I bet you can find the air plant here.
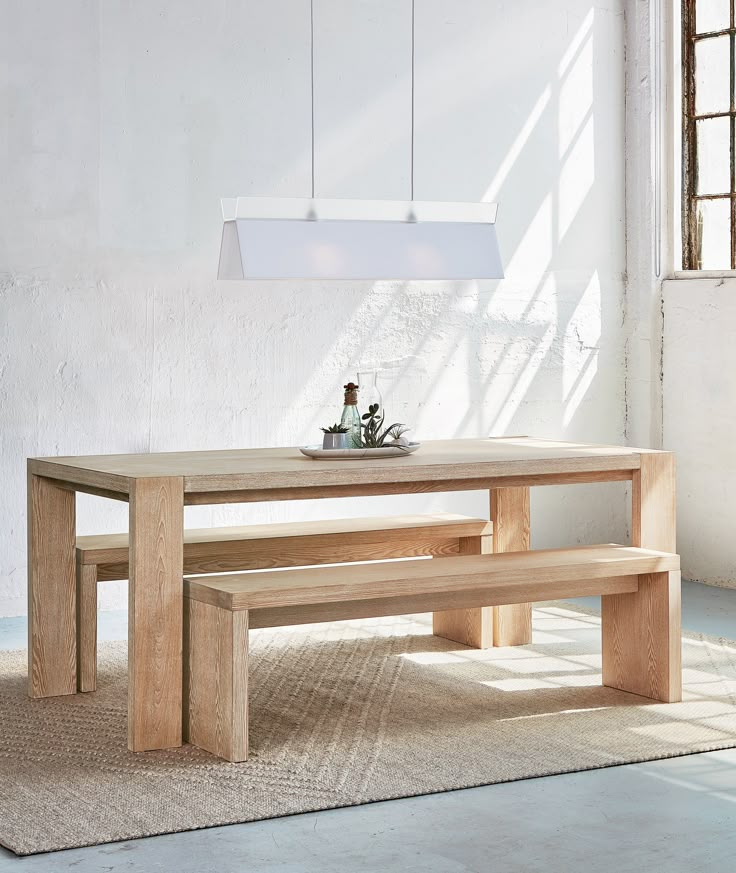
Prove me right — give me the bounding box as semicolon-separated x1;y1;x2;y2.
359;403;411;449
321;423;349;434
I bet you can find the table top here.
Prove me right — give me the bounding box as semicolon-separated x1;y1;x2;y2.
30;437;662;500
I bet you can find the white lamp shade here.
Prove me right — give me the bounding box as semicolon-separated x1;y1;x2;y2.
218;198;503;280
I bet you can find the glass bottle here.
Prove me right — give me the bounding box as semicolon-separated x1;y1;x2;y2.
340;382;362;449
357;369;383;418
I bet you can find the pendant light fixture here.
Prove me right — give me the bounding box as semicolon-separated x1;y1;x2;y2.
217;0;503;281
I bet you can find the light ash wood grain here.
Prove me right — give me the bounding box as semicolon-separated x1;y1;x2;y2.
27;439;676;756
602;451;681;702
76;559;98;693
27;472;77;698
182;543;680;761
93;538;461;580
432;534;494;647
184;545;679;612
246;575;641;629
128;477;184;752
28;459;131;499
181;470;636;504
491;487;532;646
32;438;643;496
633;451;677;553
601;570;682;703
184;599;248;763
76;514;492;568
76;514;489;692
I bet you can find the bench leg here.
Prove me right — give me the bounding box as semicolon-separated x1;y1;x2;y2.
491;487;532;646
601;570;682;702
76;558;98;692
432;534;493;647
184;599;249;762
602;451;681;702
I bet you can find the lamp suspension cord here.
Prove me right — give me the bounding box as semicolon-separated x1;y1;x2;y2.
310;0;315;199
410;0;415;202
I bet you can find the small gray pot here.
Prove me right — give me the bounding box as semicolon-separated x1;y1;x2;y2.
322;432;349;450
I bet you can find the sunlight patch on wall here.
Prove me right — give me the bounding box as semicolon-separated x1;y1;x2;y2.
505;193;554;283
563;271;601;426
482;85;552;205
559;117;595;242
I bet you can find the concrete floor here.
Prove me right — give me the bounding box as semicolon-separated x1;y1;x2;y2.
3;581;736;872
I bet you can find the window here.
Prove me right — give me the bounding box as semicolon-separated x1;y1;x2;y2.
682;0;735;269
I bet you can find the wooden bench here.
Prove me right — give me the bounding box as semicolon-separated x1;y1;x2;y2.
182;543;682;762
75;513;492;691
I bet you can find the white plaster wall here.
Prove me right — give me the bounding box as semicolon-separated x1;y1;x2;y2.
0;0;627;617
663;278;736;587
622;0;668;450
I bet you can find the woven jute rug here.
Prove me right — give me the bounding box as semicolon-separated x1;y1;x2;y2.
3;603;736;855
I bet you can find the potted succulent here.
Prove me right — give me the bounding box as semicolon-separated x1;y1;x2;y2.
321;423;350;450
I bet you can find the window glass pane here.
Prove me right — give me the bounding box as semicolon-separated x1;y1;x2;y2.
696;199;731;269
695;36;731;114
696;117;731;194
696;0;730;34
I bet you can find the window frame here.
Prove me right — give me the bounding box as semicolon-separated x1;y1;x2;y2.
681;0;736;270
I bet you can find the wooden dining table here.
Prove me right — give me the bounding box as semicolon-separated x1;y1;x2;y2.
27;437;675;753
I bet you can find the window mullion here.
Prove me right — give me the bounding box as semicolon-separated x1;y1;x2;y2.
682;0;698;268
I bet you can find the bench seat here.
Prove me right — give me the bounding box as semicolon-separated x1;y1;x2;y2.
183;544;682;762
76;513;492;579
185;544;675;621
76;513;492;691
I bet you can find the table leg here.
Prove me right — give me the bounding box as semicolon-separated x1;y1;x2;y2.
491;487;532;646
601;452;681;702
28;472;77;698
128;477;184;751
